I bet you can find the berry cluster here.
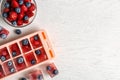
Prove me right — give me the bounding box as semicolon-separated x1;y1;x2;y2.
0;26;9;39
2;0;36;27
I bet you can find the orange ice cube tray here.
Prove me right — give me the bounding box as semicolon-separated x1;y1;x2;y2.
0;30;55;79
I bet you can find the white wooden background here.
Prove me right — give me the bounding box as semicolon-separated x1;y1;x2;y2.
1;0;120;80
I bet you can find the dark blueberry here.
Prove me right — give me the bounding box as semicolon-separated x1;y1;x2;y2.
9;68;15;73
34;35;39;40
12;21;17;26
0;56;6;61
31;59;36;65
15;7;21;13
20;77;27;80
35;50;41;55
17;57;24;64
7;61;13;67
22;39;29;46
15;29;22;35
24;16;29;20
0;34;7;39
4;2;10;8
12;51;17;57
53;69;59;75
2;12;8;18
37;75;43;80
18;0;24;5
0;26;3;31
25;2;31;7
46;66;51;70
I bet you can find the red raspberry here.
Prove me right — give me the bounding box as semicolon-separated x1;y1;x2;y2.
26;11;34;17
18;12;24;20
21;5;28;12
28;3;36;11
17;20;23;26
9;11;17;20
11;0;19;8
23;20;29;23
24;0;31;2
7;17;13;22
3;8;10;12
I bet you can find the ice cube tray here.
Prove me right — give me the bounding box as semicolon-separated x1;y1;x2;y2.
0;30;55;79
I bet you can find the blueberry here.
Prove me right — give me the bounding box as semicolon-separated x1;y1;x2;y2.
20;77;27;80
0;26;3;31
17;57;24;64
15;7;21;13
46;66;51;70
12;21;17;26
4;2;10;8
18;0;24;5
35;50;41;55
12;51;17;57
0;56;6;61
15;29;22;35
7;61;13;67
22;39;29;46
25;2;31;7
0;34;7;39
31;59;36;65
2;12;8;18
34;35;39;40
9;68;15;73
53;70;58;75
37;75;43;80
24;16;29;20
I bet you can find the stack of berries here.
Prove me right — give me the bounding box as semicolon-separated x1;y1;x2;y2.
2;0;36;27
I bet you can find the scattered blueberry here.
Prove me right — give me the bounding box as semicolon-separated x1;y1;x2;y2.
53;70;59;75
18;0;24;5
12;21;17;25
12;51;17;57
34;35;39;40
24;15;29;20
17;57;24;64
2;12;8;18
9;68;15;73
15;29;21;35
0;56;6;61
46;66;51;70
35;50;41;55
20;77;27;80
25;2;31;7
15;7;21;13
31;59;36;65
0;34;7;39
37;75;43;80
22;39;29;46
7;61;13;67
4;2;10;8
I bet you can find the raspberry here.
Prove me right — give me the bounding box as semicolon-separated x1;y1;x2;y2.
26;11;34;17
18;12;24;20
3;8;10;12
21;5;28;12
11;0;19;8
9;11;17;20
17;20;23;26
28;3;36;11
